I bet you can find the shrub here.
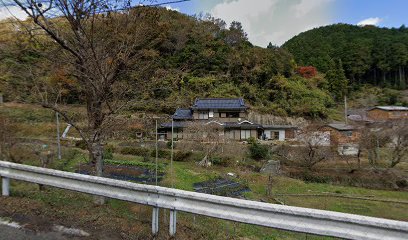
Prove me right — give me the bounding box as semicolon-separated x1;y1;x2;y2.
150;149;171;159
301;172;331;183
296;66;317;78
173;151;192;162
247;136;257;144
249;142;270;160
396;179;408;188
211;156;234;167
120;147;150;156
75;140;87;150
166;141;176;149
103;145;115;160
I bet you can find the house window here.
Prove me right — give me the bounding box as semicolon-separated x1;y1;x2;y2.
270;131;279;140
198;111;209;119
226;112;239;118
343;131;352;137
240;130;251;139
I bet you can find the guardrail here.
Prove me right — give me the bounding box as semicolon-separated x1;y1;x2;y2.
0;160;407;239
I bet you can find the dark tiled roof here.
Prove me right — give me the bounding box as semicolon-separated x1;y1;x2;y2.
327;123;355;131
173;108;193;120
192;98;247;110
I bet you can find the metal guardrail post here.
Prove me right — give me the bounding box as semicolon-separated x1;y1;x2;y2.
2;177;10;196
169;209;177;236
152;207;159;235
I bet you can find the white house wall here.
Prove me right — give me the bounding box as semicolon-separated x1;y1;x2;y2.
279;130;285;141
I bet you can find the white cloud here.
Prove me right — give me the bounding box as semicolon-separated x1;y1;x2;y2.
291;0;333;18
209;0;334;47
0;6;27;21
165;5;180;12
357;17;382;26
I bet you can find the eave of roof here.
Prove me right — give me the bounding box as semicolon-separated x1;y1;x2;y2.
326;123;355;131
160;121;297;130
262;125;297;129
369;106;408;111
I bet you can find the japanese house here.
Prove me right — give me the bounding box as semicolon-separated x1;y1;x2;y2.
159;98;297;141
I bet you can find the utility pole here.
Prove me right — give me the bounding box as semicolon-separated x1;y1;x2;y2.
56;112;61;160
171;118;174;188
344;95;348;125
155;119;158;186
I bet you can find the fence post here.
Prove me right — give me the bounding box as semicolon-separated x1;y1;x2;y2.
169;209;177;237
152;207;159;235
2;177;10;196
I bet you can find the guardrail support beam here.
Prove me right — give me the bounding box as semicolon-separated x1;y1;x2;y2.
2;177;10;196
152;207;159;235
169;209;177;237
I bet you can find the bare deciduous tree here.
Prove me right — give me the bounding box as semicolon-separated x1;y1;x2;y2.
357;123;390;167
278;125;333;171
2;0;182;203
383;120;408;168
184;121;225;167
5;1;164;173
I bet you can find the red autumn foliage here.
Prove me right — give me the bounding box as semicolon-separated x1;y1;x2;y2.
296;66;317;78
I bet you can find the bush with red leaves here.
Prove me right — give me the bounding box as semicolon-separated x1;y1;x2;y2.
296;66;317;78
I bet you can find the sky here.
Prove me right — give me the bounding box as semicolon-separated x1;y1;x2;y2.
1;0;407;47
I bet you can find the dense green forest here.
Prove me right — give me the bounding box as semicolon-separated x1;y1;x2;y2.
283;24;408;90
0;9;407;118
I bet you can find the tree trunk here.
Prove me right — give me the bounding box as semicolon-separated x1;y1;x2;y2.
86;97;106;204
382;71;386;86
399;66;406;89
91;141;106;204
91;142;104;177
373;68;377;85
357;149;361;169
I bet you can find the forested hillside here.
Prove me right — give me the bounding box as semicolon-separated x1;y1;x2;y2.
0;8;335;118
283;24;408;90
1;9;407;119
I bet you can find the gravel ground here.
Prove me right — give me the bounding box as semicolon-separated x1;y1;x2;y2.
0;224;75;240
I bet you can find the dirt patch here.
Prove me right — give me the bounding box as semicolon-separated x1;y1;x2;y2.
194;177;250;197
77;164;164;183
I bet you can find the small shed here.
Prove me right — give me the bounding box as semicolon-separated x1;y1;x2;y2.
323;123;360;145
367;106;408;121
